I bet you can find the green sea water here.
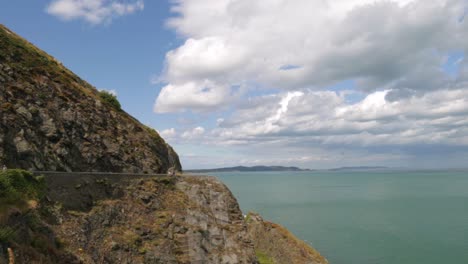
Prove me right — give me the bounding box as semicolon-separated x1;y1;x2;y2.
213;170;468;264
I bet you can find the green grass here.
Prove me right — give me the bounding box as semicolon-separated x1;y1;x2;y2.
245;212;254;223
0;169;45;212
256;250;275;264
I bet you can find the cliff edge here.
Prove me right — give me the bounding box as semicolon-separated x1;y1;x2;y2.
247;213;328;264
0;172;328;264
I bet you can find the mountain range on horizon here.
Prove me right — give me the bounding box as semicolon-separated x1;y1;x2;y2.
186;165;311;173
186;165;389;173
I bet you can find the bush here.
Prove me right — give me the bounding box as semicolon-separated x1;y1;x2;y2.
0;169;45;206
98;90;121;110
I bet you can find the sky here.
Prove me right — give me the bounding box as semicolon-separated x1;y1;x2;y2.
1;0;468;169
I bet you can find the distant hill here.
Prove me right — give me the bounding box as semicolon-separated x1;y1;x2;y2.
186;166;311;173
328;166;388;171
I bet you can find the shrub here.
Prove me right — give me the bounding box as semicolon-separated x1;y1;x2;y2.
98;90;121;110
0;169;45;206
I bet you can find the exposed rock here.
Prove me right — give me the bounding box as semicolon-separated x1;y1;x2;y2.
39;116;57;138
178;177;257;263
15;106;32;121
13;133;31;154
0;172;328;264
0;24;181;173
36;175;257;263
246;212;328;264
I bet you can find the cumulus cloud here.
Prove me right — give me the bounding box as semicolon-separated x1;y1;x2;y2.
154;0;468;168
154;80;236;113
171;85;468;168
211;88;468;148
164;37;248;83
159;128;177;139
155;0;468;112
165;87;468;151
46;0;144;24
181;126;205;140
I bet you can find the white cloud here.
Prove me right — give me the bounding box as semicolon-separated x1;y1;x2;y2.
210;88;468;148
169;85;468;168
162;87;468;168
164;37;248;83
46;0;144;24
159;128;177;139
181;126;205;140
154;80;235;113
156;0;468;112
155;0;468;168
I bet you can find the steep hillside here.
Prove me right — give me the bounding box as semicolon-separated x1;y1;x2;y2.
0;172;328;264
0;24;181;173
1;172;258;263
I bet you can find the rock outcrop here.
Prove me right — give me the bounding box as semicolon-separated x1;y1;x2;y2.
247;213;328;264
0;173;328;264
177;177;256;263
1;174;258;264
0;24;181;173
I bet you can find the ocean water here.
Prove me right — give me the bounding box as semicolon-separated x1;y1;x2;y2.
212;170;468;264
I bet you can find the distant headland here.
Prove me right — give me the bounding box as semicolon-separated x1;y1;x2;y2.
186;165;390;173
186;165;311;173
328;166;388;171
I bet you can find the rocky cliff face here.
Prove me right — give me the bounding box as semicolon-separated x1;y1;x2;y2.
47;175;258;264
0;173;327;264
0;25;181;173
247;213;328;264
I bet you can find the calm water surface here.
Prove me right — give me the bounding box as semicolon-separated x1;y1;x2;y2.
212;170;468;264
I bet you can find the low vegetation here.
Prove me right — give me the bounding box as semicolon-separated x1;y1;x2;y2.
0;169;46;251
0;226;15;243
0;169;45;212
98;90;121;110
256;250;275;264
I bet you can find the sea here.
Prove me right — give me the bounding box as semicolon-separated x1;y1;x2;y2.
210;170;468;264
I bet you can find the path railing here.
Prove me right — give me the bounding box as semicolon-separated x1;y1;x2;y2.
31;171;171;177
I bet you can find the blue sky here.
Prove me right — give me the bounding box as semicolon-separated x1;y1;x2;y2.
1;1;176;128
2;0;468;169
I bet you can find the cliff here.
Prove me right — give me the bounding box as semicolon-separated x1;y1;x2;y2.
0;25;328;264
0;24;181;173
0;172;328;264
247;213;328;264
